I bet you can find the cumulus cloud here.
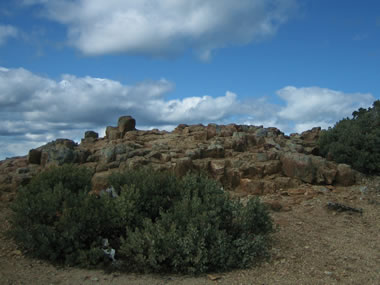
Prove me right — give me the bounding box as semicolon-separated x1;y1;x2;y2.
277;86;374;133
0;67;240;158
0;67;375;159
23;0;297;59
0;25;18;45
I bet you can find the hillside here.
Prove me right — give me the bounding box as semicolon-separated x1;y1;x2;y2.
0;116;379;284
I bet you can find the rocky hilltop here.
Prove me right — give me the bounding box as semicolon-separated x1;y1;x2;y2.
0;115;359;204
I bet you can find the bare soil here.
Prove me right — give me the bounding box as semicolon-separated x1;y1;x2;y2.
1;178;379;285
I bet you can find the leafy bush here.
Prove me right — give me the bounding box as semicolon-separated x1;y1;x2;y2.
318;100;380;174
11;166;274;274
10;164;123;267
114;171;274;274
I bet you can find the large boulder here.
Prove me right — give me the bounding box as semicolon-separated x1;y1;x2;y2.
106;126;121;140
84;131;99;139
40;139;77;166
118;116;136;135
280;153;318;184
174;157;193;176
280;153;345;185
300;127;321;143
310;156;337;185
28;149;41;165
336;164;356;186
202;142;225;158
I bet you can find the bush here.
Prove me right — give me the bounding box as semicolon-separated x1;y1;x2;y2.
318;100;380;174
11;166;274;274
10;164;123;267
114;171;274;274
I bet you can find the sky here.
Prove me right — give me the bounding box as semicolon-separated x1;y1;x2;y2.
0;0;379;160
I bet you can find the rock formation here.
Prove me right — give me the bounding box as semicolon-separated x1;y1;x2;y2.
0;116;359;203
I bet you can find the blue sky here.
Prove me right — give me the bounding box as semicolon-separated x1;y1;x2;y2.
0;0;379;159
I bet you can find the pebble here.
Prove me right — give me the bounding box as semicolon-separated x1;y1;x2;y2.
207;274;222;281
10;249;22;256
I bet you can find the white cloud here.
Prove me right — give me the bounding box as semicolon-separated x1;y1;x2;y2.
0;25;18;45
277;86;374;133
23;0;297;59
0;67;375;160
0;67;240;158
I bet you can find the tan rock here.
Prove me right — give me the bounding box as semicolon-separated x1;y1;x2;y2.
239;178;264;195
118;116;136;135
285;188;307;196
174;157;193;176
210;160;226;176
336;164;356;186
106;126;121;140
91;170;115;191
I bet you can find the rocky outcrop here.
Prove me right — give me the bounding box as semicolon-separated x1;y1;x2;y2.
0;116;360;199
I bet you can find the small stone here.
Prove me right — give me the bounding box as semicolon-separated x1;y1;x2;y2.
207;274;222;281
11;249;22;256
90;277;99;282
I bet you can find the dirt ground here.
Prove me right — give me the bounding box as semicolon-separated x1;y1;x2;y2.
1;178;379;285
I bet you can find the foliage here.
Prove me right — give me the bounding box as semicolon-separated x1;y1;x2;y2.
318;100;380;174
115;172;274;274
10;165;123;267
11;166;274;274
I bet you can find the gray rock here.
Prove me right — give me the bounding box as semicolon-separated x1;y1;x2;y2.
40;139;77;166
84;131;99;139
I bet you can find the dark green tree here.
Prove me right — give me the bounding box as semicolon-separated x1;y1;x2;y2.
318;100;380;174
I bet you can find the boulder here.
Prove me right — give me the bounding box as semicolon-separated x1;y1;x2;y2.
281;153;340;185
28;149;41;165
40;139;77;166
206;124;221;139
100;146;116;163
173;124;189;134
210;160;226;176
91;170;114;192
280;153;315;184
202;143;225;158
238;178;264;195
174;157;193;176
336;164;356;186
84;131;99;139
106;126;121;140
301;127;321;143
310;156;337;185
118;116;136;135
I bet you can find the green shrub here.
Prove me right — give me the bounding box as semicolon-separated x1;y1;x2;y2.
10;164;123;267
11;166;274;274
116;172;274;274
318;100;380;174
